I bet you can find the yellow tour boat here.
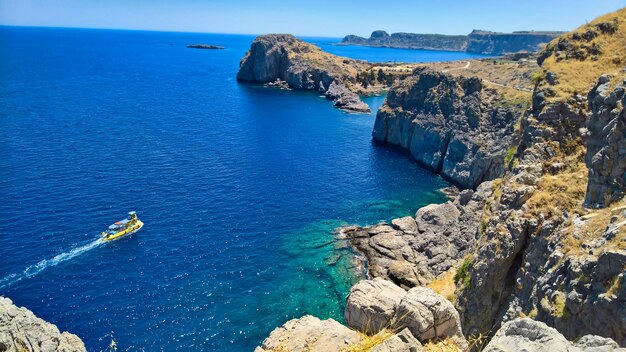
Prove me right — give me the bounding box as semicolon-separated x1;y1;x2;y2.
101;211;143;241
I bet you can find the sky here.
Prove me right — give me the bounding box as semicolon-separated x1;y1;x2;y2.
1;0;625;37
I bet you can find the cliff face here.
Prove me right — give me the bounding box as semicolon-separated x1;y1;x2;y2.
340;30;468;52
340;30;564;54
372;67;520;189
467;30;564;55
237;34;371;112
0;296;86;352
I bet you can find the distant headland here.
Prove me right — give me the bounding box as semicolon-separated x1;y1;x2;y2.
339;29;565;54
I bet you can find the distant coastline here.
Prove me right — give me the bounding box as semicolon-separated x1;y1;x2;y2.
339;29;565;54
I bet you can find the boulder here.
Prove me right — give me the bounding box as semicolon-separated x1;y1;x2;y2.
0;296;86;352
391;287;467;349
254;315;362;352
345;278;407;334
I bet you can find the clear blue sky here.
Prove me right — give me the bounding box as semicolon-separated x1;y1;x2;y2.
1;0;624;37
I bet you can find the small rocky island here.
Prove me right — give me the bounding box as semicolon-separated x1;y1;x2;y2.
186;44;225;49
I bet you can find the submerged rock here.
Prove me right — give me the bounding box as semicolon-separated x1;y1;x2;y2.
0;296;86;352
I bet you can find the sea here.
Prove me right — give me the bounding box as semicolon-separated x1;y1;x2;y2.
0;27;492;351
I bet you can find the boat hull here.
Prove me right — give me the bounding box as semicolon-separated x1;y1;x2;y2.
102;220;144;241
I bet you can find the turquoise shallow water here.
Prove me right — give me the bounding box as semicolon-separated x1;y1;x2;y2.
0;27;478;351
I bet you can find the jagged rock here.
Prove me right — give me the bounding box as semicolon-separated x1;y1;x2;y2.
574;335;625;351
254;315;362;352
0;296;86;352
346;181;492;288
370;328;422;352
391;216;418;234
391;287;467;349
372;68;519;189
237;34;371;112
483;318;625;352
325;81;370;113
345;278;407;334
584;76;626;207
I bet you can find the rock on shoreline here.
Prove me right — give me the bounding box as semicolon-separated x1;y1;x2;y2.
0;296;86;352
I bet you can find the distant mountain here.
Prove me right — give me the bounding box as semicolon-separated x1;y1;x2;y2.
339;29;565;54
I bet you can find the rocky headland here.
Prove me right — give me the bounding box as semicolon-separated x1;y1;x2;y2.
236;34;419;113
0;296;86;352
340;30;564;55
254;7;626;352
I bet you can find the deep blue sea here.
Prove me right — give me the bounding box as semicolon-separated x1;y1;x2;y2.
0;27;487;351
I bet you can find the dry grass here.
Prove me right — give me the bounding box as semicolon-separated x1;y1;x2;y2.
542;7;626;100
427;269;457;303
561;198;626;256
525;149;588;218
342;329;395;352
422;338;464;352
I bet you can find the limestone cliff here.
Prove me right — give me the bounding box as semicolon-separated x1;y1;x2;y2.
237;34;372;112
0;296;86;352
372;67;522;189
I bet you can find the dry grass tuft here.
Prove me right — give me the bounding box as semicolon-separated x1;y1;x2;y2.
343;329;395;352
427;269;457;303
422;337;464;352
525;147;588;218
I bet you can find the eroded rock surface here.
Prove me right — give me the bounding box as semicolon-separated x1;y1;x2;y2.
344;278;406;333
0;296;86;352
483;318;625;352
584;76;626;207
254;315;362;352
370;328;422;352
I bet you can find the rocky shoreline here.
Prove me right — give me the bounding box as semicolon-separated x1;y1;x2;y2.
253;8;626;352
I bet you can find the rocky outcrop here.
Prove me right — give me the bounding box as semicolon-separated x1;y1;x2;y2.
372;67;519;189
0;296;86;352
584;75;626;207
483;318;625;352
344;279;466;349
466;30;564;55
340;30;563;54
344;278;406;333
237;34;371;112
325;81;371;113
254;315;362;352
392;287;467;349
345;181;492;288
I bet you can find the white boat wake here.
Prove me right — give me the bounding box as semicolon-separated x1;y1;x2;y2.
0;238;104;290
